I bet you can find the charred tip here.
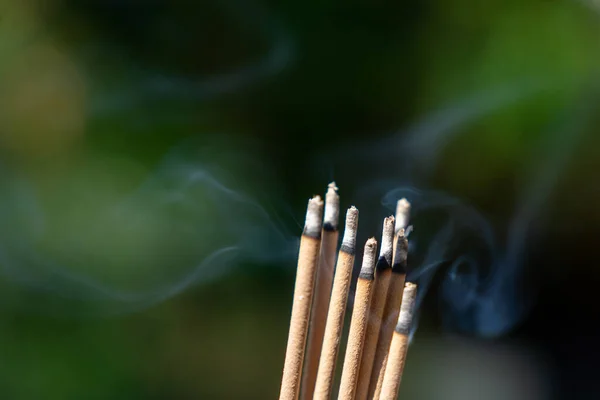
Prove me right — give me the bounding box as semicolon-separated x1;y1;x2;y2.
395;198;411;233
323;182;340;231
392;229;408;274
376;216;395;271
359;237;378;280
323;222;336;232
303;195;324;238
340;206;359;254
395;283;417;335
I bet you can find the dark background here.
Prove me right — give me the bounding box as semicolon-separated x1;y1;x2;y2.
0;0;599;399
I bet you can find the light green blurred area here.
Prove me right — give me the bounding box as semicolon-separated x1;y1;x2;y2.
0;0;597;398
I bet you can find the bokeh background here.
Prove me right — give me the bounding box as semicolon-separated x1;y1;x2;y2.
0;0;599;399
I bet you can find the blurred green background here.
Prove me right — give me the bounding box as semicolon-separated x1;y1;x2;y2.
0;0;599;399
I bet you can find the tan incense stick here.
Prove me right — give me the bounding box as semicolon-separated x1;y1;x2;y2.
368;230;408;400
355;216;395;400
313;207;359;400
379;283;417;400
338;237;377;400
301;183;340;400
279;196;324;400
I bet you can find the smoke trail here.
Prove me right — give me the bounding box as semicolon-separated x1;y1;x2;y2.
0;139;295;315
379;87;592;338
324;81;542;185
0;0;297;315
399;81;543;178
87;0;294;117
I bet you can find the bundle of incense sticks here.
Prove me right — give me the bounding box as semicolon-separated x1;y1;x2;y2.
279;183;418;400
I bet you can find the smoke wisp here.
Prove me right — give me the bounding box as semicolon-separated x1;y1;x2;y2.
0;140;295;315
376;86;591;338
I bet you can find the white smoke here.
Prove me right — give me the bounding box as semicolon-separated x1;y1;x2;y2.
0;139;296;315
378;86;592;337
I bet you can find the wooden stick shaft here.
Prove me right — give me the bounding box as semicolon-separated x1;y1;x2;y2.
368;233;408;400
312;250;356;400
356;216;395;400
380;283;417;400
301;229;338;399
354;269;392;400
279;235;322;400
368;272;405;400
378;332;409;400
338;277;374;399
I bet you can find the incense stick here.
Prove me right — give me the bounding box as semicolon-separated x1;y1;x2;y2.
355;216;395;400
368;230;408;400
279;196;324;400
313;207;359;400
379;283;417;400
338;237;377;400
392;198;410;256
301;183;340;400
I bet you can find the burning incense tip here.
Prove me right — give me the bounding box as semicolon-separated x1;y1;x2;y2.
341;206;359;255
359;238;378;280
392;229;408;274
303;196;324;238
377;216;395;271
394;198;411;234
323;182;340;232
395;283;417;335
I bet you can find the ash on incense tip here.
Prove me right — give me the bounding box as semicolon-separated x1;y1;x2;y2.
340;206;359;254
303;195;324;238
359;237;378;280
323;182;340;231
